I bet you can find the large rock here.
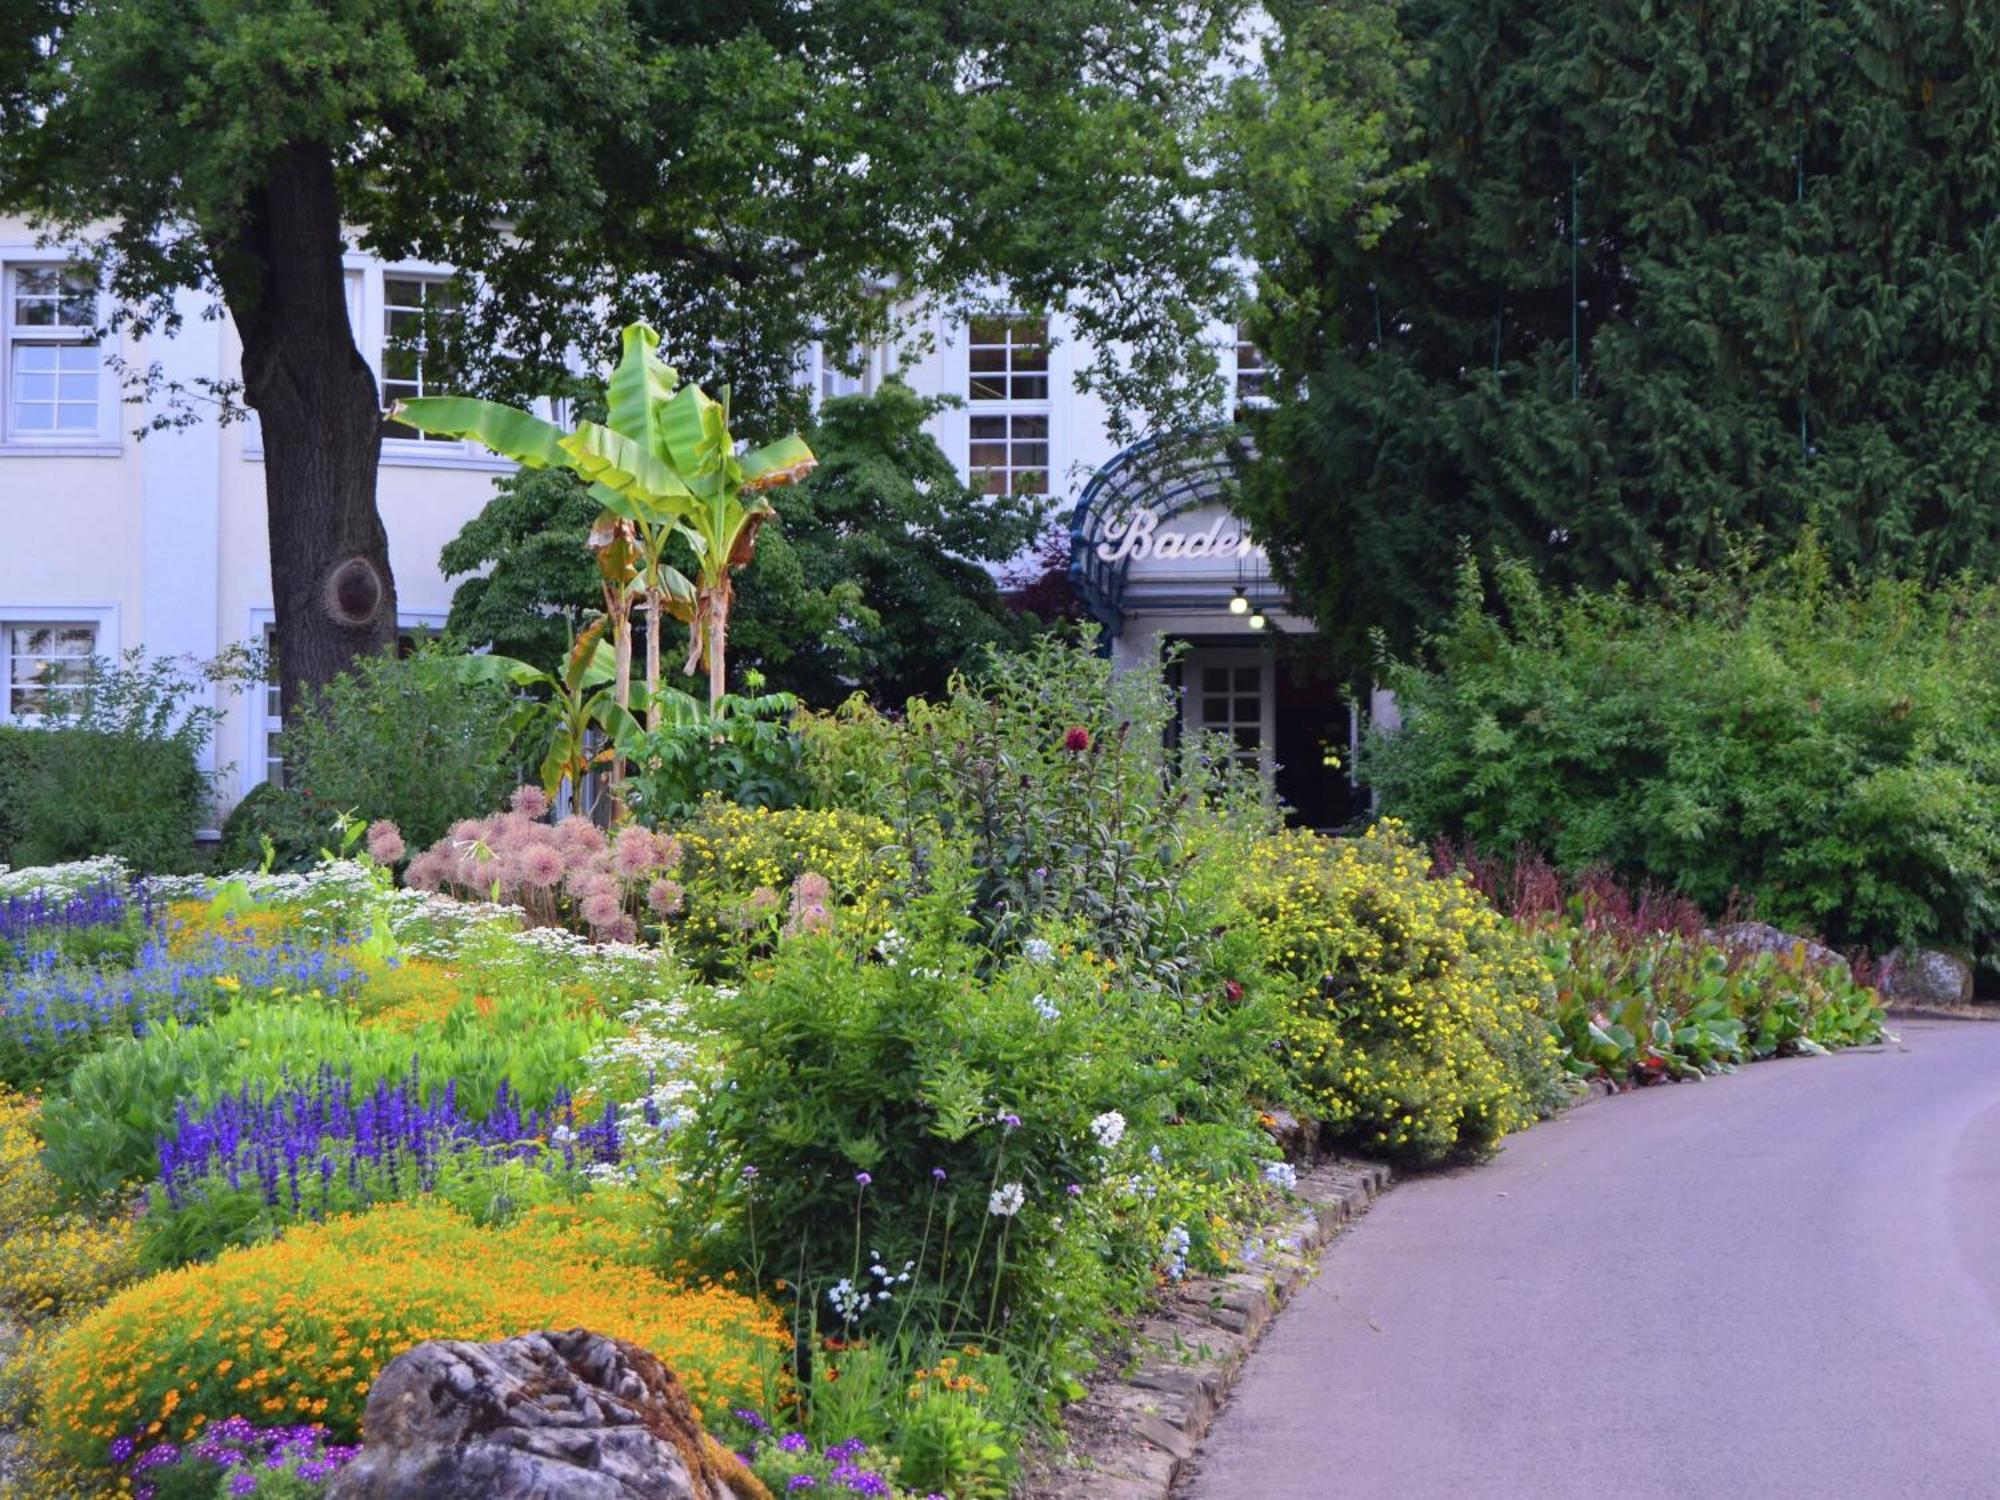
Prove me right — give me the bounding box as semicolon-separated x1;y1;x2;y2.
1879;948;1976;1008
1715;922;1848;976
326;1328;766;1500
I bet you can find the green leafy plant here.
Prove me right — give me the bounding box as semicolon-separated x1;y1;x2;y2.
624;678;808;823
1370;547;2000;962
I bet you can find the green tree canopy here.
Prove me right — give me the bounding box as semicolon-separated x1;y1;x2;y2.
1;0;1416;713
1236;0;2000;670
441;382;1043;707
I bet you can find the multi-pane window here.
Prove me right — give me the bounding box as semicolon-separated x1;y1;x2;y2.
967;317;1048;402
5;266;101;441
4;623;96;720
380;277;459;440
1198;663;1265;769
1234;325;1269;402
967;413;1049;496
260;624;285;787
966;316;1050;496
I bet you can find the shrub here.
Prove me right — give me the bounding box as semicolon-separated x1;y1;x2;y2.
1368;548;2000;961
800;633;1267;974
1237;822;1566;1164
668;801;905;978
40;989;612;1203
5;649;235;874
276;646;523;856
34;1200;788;1474
624;683;812;822
216;780;327;874
0;1089;141;1324
670;867;1277;1393
0;724;207;875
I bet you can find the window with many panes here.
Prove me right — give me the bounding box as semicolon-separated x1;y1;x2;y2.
1234;325;1269;402
379;277;460;440
966;316;1050;496
5;266;101;442
3;622;96;721
1198;662;1265;769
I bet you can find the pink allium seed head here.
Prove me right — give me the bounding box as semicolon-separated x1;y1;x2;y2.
600;914;638;945
747;886;779;913
404;851;444;891
555;816;605;857
510;784;551;819
656;835;685;873
612;825;660;879
646;878;685;917
580;891;623;929
365;819;406;865
516;843;565;889
448;818;488;845
793;871;832;906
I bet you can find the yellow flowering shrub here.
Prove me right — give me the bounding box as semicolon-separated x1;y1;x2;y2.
36;1200;789;1475
0;1089;140;1324
1238;822;1566;1164
667;803;904;976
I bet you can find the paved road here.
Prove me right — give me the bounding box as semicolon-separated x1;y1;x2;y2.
1183;1020;2000;1500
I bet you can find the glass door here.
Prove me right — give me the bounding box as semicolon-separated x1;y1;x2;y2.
1185;648;1273;773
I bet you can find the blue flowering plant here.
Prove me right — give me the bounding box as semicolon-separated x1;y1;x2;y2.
140;1067;626;1267
0;937;360;1090
110;1418;358;1500
0;878;154;972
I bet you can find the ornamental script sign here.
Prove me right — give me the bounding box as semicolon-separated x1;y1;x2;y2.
1094;508;1265;564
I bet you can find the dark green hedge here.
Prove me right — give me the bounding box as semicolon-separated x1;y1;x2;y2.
0;725;207;873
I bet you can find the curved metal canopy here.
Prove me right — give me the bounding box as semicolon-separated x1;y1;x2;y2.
1067;424;1258;638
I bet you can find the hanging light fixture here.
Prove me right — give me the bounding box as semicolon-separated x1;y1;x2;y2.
1229;589;1249;615
1247;606;1267;631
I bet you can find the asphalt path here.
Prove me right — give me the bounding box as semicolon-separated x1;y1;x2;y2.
1182;1020;2000;1500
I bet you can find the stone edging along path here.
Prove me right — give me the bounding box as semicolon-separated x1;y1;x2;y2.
1021;1157;1390;1500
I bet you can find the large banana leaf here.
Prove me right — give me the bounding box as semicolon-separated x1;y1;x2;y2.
560;421;690;501
656;382;729;484
740;432;819;490
389;397;569;468
606;324;678;452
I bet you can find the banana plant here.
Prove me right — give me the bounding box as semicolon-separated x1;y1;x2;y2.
393;322;814;712
453;619;650;809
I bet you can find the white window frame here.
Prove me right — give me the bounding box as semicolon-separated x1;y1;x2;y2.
0;256;119;456
1233;324;1271;406
245;607;450;789
0;604;119;725
963;313;1052;499
242;259;514;473
1182;646;1276;775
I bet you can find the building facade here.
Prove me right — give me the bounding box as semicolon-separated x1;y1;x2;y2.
0;218;1319;825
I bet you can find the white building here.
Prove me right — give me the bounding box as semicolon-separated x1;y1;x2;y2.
0;219;1340;826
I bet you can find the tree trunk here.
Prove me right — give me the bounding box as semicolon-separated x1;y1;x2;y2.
645;588;663;730
213;142;396;727
707;587;729;710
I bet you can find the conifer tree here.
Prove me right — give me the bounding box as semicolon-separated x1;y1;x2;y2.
1239;0;2000;666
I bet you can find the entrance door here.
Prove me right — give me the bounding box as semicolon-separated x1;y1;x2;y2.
1185;648;1273;774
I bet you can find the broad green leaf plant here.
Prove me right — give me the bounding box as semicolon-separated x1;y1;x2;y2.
394;323;815;713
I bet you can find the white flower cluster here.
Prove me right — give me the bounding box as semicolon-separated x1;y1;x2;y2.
1021;938;1054;963
1089;1110;1126;1149
827;1252;914;1324
1032;993;1062;1022
0;854;133;899
988;1182;1026;1217
1261;1160;1299;1192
